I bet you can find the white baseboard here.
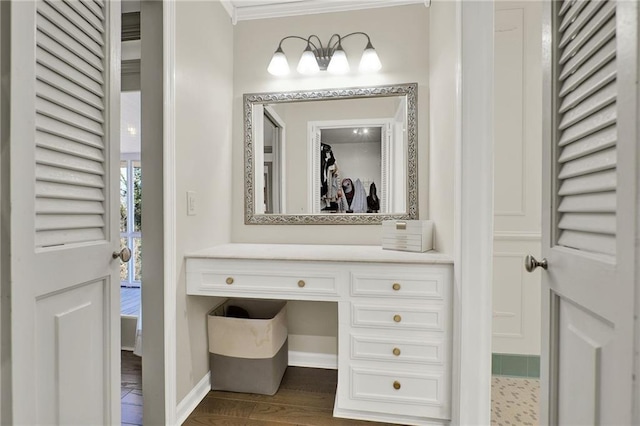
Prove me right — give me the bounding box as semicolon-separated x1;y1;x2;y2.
334;407;448;426
288;351;337;369
176;371;210;425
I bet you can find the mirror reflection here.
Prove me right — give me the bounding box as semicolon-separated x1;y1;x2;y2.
245;84;417;225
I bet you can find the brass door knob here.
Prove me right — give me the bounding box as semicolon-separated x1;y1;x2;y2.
393;314;402;323
392;283;401;291
392;347;401;356
298;280;306;288
225;277;234;285
112;247;132;262
393;381;401;390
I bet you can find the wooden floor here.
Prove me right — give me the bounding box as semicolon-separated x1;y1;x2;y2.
121;350;143;426
184;367;396;426
121;287;141;316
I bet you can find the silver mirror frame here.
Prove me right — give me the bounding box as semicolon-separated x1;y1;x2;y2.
244;82;418;225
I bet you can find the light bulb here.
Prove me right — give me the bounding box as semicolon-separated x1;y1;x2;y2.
327;45;350;75
297;45;320;75
267;47;290;76
359;41;382;73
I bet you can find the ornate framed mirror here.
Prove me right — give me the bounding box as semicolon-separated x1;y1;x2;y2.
244;83;418;224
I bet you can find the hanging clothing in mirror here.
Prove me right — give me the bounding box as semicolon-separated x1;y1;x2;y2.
321;143;341;211
367;182;380;213
339;178;368;213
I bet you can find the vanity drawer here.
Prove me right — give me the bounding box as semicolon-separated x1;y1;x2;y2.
187;259;339;297
350;268;448;300
351;335;445;365
348;366;449;419
351;303;445;331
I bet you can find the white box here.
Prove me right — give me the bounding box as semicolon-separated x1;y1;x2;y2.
381;220;434;252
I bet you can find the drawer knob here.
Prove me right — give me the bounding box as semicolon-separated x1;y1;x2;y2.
298;280;306;288
393;314;402;323
393;381;401;390
392;283;401;291
393;347;401;356
225;277;234;285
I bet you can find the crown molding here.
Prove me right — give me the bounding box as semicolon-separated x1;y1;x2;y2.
221;0;428;24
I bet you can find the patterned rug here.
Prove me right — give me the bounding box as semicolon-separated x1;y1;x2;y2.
491;376;540;426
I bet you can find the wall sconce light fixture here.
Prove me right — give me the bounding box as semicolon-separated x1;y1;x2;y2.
267;32;382;76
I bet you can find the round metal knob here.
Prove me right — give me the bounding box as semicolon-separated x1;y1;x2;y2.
298;280;306;288
393;314;402;323
112;247;132;262
392;347;401;356
392;283;401;291
525;255;548;272
393;381;401;390
226;277;234;285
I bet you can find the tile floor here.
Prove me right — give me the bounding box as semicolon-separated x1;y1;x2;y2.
491;376;540;426
120;353;540;426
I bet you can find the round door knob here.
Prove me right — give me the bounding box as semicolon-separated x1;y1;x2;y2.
525;255;548;272
298;280;306;288
392;347;401;356
226;277;234;285
112;247;132;262
392;283;401;291
393;314;402;323
393;381;401;390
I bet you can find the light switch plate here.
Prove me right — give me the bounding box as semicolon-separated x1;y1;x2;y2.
187;191;196;216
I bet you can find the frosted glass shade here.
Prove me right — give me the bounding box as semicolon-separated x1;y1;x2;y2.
359;44;382;73
327;47;350;75
267;48;290;76
297;48;320;74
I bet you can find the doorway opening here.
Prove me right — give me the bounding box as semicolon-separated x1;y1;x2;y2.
120;8;142;425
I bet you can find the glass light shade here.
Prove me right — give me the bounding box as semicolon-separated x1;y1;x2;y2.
297;47;320;74
267;48;290;76
359;43;382;73
327;47;350;75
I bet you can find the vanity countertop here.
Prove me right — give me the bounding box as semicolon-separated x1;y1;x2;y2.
186;243;453;264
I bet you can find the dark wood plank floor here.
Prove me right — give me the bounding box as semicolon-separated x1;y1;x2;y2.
122;350;143;426
184;367;399;426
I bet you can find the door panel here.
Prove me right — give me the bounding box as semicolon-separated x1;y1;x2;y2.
541;0;637;424
36;279;106;425
10;0;120;424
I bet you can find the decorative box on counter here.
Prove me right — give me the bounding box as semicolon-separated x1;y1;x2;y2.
382;220;434;252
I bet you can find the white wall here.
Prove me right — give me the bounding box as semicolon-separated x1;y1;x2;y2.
0;1;8;421
232;4;431;245
491;1;542;356
428;0;456;257
174;0;234;403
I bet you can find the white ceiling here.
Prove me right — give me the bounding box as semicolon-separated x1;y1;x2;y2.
222;0;428;23
321;127;382;145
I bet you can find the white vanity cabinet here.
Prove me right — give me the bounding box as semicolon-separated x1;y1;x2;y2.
186;244;453;426
336;264;452;424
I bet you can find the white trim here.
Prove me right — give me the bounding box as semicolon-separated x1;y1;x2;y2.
228;0;428;22
176;372;211;426
334;407;446;426
163;1;177;424
453;2;494;425
288;351;338;370
493;232;542;241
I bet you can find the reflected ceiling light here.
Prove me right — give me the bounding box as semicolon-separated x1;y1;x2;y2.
267;32;382;76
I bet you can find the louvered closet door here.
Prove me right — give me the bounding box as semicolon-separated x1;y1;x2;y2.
9;0;121;424
539;0;637;424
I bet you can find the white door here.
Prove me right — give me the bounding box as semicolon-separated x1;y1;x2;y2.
10;0;122;424
537;0;637;424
